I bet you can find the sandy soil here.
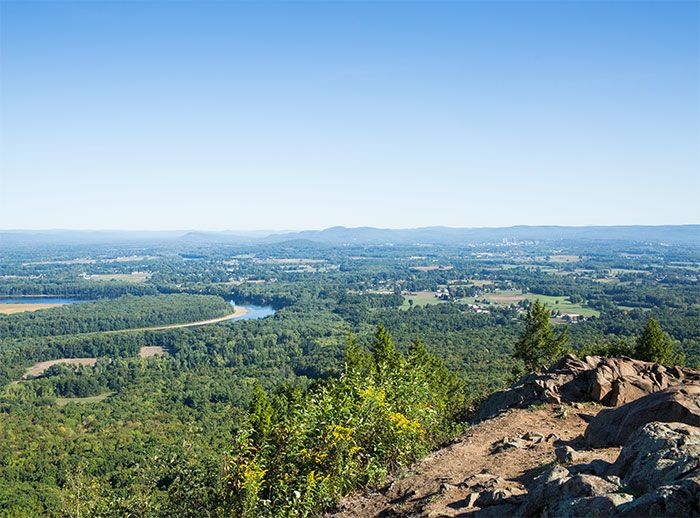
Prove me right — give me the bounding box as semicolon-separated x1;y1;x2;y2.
24;358;98;378
332;404;620;517
115;305;250;333
0;303;65;314
139;346;168;358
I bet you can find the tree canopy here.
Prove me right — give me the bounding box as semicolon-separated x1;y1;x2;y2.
635;316;684;366
513;299;569;372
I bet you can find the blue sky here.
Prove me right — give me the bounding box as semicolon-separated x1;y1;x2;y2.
1;0;698;230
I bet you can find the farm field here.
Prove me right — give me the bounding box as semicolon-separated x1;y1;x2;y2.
520;294;600;317
609;268;650;275
401;292;444;309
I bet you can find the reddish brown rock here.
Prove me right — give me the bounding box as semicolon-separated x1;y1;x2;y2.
474;355;700;422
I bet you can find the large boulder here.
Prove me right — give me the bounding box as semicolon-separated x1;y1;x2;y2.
585;386;700;447
517;466;623;517
550;493;634;518
610;422;700;493
514;422;700;517
474;355;700;421
616;476;700;517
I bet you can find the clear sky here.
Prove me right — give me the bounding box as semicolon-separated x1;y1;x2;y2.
1;0;698;231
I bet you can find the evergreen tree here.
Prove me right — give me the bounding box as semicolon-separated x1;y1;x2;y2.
344;331;371;381
514;299;569;372
635;316;684;366
407;337;431;370
371;324;402;377
248;384;273;444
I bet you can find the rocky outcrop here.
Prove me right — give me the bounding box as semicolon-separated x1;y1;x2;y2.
610;422;700;494
585;385;700;447
335;357;700;517
616;476;700;517
475;357;700;517
474;355;700;421
515;422;700;517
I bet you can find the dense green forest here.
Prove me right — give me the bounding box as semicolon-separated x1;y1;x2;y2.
0;238;698;515
0;294;233;339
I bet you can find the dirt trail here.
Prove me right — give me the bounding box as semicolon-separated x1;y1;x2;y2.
102;305;250;334
332;404;620;517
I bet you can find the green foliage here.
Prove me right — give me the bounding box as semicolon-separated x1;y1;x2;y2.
634;317;685;366
223;326;466;516
514;299;569;372
579;337;635;358
0;294;232;339
371;323;403;379
249;384;274;444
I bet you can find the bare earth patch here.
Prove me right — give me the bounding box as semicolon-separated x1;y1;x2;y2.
139;346;168;358
24;358;97;378
0;303;65;314
332;404;619;517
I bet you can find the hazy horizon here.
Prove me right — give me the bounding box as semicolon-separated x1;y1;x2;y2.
3;223;699;234
2;1;699;230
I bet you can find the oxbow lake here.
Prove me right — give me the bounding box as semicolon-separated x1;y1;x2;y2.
0;298;275;322
230;301;275;320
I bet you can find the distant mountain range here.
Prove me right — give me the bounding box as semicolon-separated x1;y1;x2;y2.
2;225;699;246
261;225;700;245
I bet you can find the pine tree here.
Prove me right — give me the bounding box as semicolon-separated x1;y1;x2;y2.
344;331;371;381
407;337;431;370
635;317;684;366
371;324;402;375
248;384;273;443
514;299;569;372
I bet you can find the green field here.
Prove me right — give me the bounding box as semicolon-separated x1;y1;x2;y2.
520;294;599;317
401;293;444;310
